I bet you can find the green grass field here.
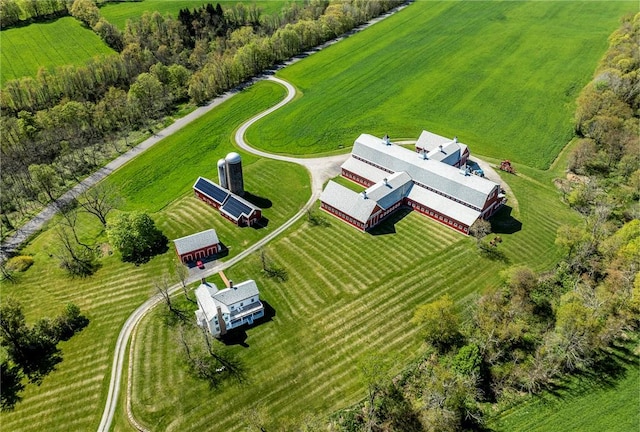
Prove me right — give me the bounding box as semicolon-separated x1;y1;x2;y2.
0;1;633;431
100;0;294;30
488;348;640;432
246;1;636;169
128;159;580;430
0;16;115;85
0;81;309;432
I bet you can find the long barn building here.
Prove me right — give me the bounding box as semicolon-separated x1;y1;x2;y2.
320;133;506;235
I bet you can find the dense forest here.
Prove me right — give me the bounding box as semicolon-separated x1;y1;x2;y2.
327;12;639;432
0;0;404;239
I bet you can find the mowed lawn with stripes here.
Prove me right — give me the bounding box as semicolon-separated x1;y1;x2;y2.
0;82;309;432
129;158;580;430
246;1;636;169
0;17;116;84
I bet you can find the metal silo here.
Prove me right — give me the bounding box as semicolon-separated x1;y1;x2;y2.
217;159;228;189
225;152;244;196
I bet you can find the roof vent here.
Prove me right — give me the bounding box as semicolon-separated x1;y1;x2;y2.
420;149;428;160
439;144;444;152
362;191;368;199
383;178;388;186
453;136;458;143
229;280;234;288
383;134;390;145
201;277;206;284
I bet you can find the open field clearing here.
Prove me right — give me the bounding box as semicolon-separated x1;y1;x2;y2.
130;158;580;429
0;17;115;84
246;1;635;169
488;347;640;432
0;82;308;432
100;0;293;30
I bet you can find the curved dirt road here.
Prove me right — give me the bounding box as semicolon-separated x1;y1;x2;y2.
97;76;346;432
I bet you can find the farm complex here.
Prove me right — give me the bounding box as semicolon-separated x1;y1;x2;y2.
320;132;505;234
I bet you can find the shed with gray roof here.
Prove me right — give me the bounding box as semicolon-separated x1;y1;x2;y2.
173;229;220;264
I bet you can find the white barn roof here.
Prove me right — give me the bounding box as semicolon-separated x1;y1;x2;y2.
320;181;378;223
415;130;469;166
407;186;481;226
352;134;497;210
174;229;219;255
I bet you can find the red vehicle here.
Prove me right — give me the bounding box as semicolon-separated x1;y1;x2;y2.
196;260;205;269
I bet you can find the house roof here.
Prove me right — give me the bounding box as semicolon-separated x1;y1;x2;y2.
195;282;220;322
220;195;259;221
214;279;260;306
195;280;260;317
352;134;497;210
173;229;220;255
194;177;229;205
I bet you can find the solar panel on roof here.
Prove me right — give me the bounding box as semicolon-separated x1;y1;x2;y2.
195;178;229;204
222;196;254;219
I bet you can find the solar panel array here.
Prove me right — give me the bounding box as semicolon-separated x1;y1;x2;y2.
222;196;255;219
195;177;229;204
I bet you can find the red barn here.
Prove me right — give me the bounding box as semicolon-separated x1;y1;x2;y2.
173;229;220;264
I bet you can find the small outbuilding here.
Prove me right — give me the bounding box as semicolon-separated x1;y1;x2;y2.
173;229;220;264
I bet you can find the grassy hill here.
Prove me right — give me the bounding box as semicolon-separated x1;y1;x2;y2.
0;16;115;85
246;1;636;169
0;81;309;432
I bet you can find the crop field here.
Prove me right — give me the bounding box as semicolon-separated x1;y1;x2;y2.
100;0;294;30
0;16;115;84
129;159;580;430
488;351;640;432
246;1;636;169
0;82;308;432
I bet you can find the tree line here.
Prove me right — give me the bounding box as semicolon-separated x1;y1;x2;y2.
327;12;640;432
0;299;89;411
0;0;405;240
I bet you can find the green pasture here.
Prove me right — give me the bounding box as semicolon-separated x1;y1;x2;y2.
100;0;294;30
0;81;309;432
488;347;640;432
128;157;580;430
246;1;636;169
0;16;115;85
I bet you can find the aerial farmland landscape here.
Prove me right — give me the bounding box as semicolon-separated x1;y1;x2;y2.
1;1;638;431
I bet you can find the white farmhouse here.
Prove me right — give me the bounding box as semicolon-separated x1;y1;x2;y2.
195;279;265;337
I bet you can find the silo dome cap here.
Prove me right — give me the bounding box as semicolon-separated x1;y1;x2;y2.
217;159;226;167
225;152;242;163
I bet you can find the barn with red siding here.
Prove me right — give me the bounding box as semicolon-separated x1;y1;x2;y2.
174;229;221;264
320;133;506;234
193;177;262;227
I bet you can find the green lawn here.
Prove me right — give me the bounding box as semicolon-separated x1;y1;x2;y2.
0;81;309;432
129;159;580;430
100;0;294;30
488;348;640;432
246;1;636;169
0;17;115;85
